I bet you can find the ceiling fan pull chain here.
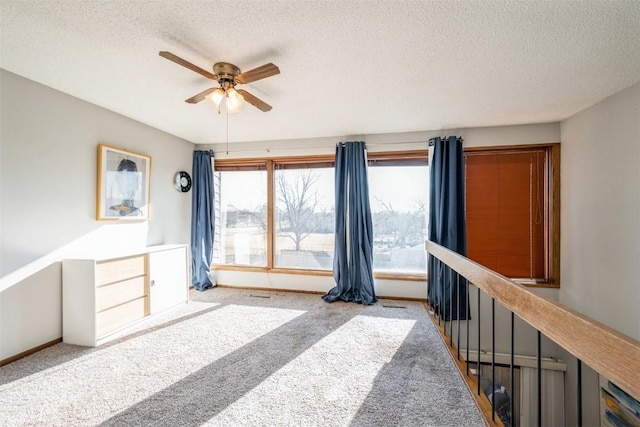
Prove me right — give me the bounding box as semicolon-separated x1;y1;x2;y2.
226;102;229;155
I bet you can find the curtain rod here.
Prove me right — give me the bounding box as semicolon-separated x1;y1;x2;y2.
428;136;464;146
209;139;431;155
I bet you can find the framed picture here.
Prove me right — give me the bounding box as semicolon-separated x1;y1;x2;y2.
599;375;640;426
97;143;151;221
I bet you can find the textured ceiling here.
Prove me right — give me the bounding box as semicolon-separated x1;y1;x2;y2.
2;0;640;145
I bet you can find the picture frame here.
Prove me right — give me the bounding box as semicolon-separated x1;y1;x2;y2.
96;143;151;221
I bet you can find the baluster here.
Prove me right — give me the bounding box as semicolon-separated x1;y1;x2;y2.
577;358;582;427
492;297;495;421
435;258;440;326
537;330;542;427
440;260;445;330
449;266;453;346
466;279;470;376
510;312;515;426
456;273;460;360
477;286;481;396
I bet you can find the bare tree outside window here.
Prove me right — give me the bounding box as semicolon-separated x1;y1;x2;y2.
275;167;334;269
369;164;428;273
227;203;267;231
374;198;426;248
276;170;318;251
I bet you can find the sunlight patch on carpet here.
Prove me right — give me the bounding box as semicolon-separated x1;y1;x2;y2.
0;304;305;426
0;301;219;386
208;315;416;426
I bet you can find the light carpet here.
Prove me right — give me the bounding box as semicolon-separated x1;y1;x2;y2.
0;287;485;426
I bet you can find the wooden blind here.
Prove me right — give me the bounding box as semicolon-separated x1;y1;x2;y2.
465;149;547;280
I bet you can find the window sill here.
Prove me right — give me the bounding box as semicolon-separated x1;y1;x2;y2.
374;272;426;281
211;265;333;276
516;281;560;289
212;265;427;281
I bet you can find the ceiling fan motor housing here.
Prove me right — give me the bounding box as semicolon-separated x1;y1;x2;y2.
214;62;241;88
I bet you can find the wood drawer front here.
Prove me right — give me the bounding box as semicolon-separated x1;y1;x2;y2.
96;276;147;312
95;255;146;286
96;297;147;337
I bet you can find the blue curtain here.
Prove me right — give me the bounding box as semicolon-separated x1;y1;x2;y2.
427;136;469;320
323;141;376;305
191;150;215;291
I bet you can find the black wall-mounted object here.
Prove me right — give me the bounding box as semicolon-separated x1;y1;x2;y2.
174;171;192;192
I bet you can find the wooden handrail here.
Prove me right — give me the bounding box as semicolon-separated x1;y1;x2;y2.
426;240;640;401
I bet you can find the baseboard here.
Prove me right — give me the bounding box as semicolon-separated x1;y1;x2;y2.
215;284;324;295
214;284;427;302
378;295;428;302
0;337;63;367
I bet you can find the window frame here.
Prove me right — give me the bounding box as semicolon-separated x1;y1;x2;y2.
212;151;430;281
213;161;269;267
213;155;336;275
273;159;336;271
367;151;429;278
212;145;558;287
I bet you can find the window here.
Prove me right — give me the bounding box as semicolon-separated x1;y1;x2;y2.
213;152;430;278
211;147;557;284
274;162;335;269
464;145;559;284
368;154;429;275
213;163;268;266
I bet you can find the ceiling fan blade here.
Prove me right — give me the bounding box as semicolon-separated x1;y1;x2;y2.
238;89;272;112
185;87;217;104
159;51;217;80
235;63;280;84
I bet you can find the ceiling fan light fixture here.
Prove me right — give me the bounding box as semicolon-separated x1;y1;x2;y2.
226;89;244;111
206;88;225;107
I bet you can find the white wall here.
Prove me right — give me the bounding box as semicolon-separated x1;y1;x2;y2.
199;122;560;298
560;80;640;426
0;70;193;361
560;81;640;340
202;122;560;160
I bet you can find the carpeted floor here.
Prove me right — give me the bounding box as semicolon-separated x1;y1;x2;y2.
0;287;485;426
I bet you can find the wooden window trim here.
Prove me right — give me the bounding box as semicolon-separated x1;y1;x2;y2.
215;156;335;273
212;147;558;286
267;159;274;269
211;264;427;282
367;150;429;161
214;159;268;171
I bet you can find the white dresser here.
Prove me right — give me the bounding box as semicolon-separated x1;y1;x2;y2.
62;244;189;347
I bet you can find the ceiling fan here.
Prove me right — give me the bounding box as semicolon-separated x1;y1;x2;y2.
159;51;280;112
